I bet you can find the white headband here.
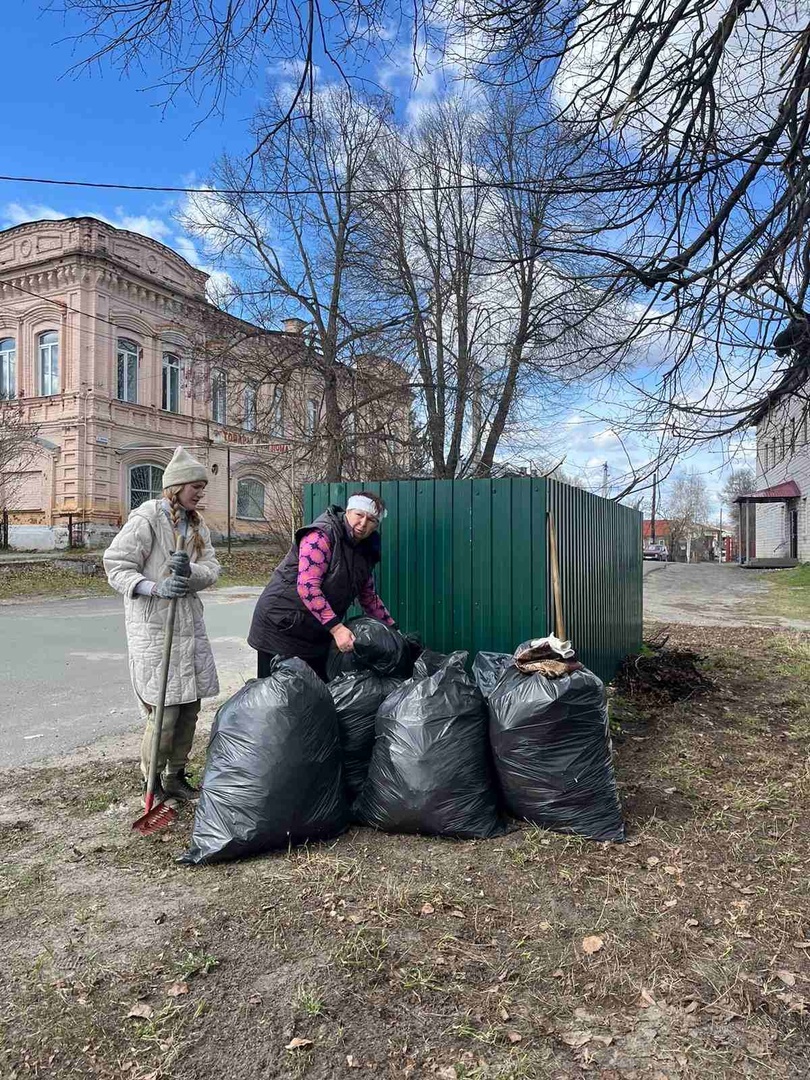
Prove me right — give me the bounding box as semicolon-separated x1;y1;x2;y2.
346;495;387;520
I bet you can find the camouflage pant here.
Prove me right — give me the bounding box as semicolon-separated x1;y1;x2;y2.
137;695;201;780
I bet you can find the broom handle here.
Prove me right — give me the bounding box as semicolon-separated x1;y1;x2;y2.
144;530;184;814
548;512;566;641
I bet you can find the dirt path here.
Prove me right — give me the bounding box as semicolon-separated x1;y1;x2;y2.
2;625;809;1079
643;562;810;630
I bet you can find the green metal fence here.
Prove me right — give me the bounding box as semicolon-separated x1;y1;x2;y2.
303;478;642;683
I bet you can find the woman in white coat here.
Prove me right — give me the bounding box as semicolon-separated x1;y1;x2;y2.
104;446;221;805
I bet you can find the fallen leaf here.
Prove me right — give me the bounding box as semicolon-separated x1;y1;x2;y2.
285;1038;313;1051
777;970;797;987
582;935;604;955
166;982;188;998
346;1054;362;1068
420;902;435;916
551;969;565;978
437;1069;457;1080
537;920;552;931
646;856;660;868
638;988;656;1009
592;1034;614;1046
347;914;364;924
776;992;807;1014
663;899;678;908
683;1001;699;1014
560;1031;592;1048
126;1003;154;1020
664;787;677;795
449;909;465;919
499;1007;510;1021
507;1031;522;1044
247;994;262;1005
685;919;699;928
663;866;679;875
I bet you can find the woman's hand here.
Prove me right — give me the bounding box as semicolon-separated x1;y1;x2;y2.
330;624;356;653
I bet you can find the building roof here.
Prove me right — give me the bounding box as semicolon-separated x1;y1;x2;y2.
736;479;801;502
642;519;671;539
749;319;810;427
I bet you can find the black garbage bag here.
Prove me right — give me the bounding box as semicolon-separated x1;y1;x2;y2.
326;617;407;680
329;671;402;798
354;651;504;839
181;657;348;864
473;652;514;698
488;666;625;842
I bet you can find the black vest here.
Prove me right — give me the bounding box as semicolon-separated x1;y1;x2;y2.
248;505;381;659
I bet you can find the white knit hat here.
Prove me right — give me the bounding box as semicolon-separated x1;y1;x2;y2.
161;446;207;489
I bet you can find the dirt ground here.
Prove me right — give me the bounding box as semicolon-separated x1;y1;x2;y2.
2;625;809;1080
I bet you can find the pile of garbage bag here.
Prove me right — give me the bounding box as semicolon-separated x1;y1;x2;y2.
183;629;625;865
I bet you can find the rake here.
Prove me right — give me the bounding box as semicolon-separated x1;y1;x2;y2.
132;530;184;836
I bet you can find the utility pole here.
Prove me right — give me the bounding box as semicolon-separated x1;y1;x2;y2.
601;462;609;498
650;471;657;544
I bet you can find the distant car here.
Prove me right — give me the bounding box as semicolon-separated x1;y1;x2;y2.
643;542;668;561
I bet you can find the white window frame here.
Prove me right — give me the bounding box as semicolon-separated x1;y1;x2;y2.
271;385;284;434
128;462;165;510
0;337;15;400
236;477;265;521
38;331;59;397
306;398;318;435
212;368;227;425
117;338;139;404
162;352;181;413
243;384;257;432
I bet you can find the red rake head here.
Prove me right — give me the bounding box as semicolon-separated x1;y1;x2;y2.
132;800;178;836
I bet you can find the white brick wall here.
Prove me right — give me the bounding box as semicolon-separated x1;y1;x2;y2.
755;390;810;561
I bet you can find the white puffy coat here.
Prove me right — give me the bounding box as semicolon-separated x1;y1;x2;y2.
103;500;221;706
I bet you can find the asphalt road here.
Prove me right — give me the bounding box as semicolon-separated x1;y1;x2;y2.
0;587;262;768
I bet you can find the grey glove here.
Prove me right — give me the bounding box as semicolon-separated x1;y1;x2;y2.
169;551;192;577
154;575;189;599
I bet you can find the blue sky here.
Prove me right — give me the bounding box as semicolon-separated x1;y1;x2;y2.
0;4;755;515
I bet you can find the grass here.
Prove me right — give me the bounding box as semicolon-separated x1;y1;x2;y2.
0;545;282;600
765;562;810;621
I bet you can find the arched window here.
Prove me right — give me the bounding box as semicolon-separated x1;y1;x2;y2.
306;398;318;435
162;352;181;412
38;331;59;396
0;337;15;400
212;368;227;425
243;384;257;432
129;463;165;510
237;477;265;520
117;338;139;403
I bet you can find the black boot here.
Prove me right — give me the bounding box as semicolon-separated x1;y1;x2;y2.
162;771;199;802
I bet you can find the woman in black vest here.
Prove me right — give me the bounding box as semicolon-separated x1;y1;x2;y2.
248;492;396;681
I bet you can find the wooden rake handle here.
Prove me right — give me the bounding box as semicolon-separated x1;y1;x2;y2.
144;529;185;814
547;511;566;641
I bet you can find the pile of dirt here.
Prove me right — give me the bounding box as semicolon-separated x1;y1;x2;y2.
615;628;714;702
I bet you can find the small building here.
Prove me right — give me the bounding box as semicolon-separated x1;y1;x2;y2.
642;518;725;562
0;217;411;549
738;322;809;566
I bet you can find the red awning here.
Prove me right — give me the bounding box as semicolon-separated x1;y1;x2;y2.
737;480;800;502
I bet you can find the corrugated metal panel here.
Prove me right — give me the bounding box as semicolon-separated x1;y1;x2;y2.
303;478;641;682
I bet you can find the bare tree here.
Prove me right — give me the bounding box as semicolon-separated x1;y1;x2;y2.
0;406;40;516
663;470;711;560
183;86;414;481
720;466;755;527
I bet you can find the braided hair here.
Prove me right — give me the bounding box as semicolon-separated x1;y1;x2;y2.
163;485;206;558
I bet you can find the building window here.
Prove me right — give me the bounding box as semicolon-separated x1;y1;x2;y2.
243;384;257;431
781;430;786;459
306;398;318;435
271;386;284;434
129;463;165;510
117;338;139;403
790;416;797;452
38;331;59;396
236;477;265;520
162;352;181;413
212;368;227;425
0;337;15;400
